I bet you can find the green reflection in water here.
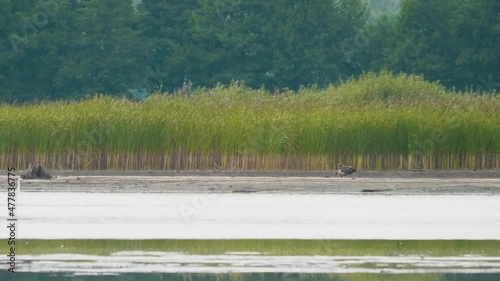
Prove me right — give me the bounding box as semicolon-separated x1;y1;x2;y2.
1;273;500;281
8;239;500;256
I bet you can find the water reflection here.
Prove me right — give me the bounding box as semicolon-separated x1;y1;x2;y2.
1;272;500;281
13;251;500;275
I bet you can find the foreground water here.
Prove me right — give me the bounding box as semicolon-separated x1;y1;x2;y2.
1;272;500;281
1;192;499;278
2;193;499;239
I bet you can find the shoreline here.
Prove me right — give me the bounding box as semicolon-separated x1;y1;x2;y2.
3;170;499;195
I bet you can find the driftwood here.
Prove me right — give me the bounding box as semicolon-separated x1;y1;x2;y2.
362;189;393;193
21;163;52;179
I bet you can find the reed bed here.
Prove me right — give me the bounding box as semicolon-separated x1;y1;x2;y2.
1;72;499;171
15;239;500;257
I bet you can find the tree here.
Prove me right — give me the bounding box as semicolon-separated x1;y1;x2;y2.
190;0;369;89
373;0;500;91
389;0;460;86
453;0;500;91
362;13;398;71
54;0;148;96
0;0;44;102
139;0;198;90
0;0;147;102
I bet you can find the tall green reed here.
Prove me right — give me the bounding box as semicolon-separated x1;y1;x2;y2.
1;73;499;170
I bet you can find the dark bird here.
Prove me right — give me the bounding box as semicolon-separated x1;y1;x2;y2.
21;163;52;179
336;164;357;177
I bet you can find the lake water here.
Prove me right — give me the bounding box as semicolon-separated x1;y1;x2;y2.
3;193;500;239
1;192;499;278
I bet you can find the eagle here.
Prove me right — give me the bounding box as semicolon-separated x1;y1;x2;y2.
336;164;357;177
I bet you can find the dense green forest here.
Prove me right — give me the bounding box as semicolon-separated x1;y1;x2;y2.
1;0;498;102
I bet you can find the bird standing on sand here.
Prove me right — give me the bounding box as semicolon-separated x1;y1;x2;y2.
336;164;357;177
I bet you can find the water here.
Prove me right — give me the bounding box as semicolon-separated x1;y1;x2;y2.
15;252;500;274
2;193;499;239
1;192;499;277
1;272;500;281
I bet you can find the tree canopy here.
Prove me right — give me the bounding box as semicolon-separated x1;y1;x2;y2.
1;0;498;102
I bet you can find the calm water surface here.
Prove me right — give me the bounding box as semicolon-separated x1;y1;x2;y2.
2;193;500;239
1;192;499;277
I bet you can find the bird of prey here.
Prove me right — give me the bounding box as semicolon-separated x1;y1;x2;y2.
336;164;357;177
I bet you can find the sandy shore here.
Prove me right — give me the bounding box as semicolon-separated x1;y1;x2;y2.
3;170;499;195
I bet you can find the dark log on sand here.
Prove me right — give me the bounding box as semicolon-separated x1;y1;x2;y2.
362;189;393;193
21;163;52;179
